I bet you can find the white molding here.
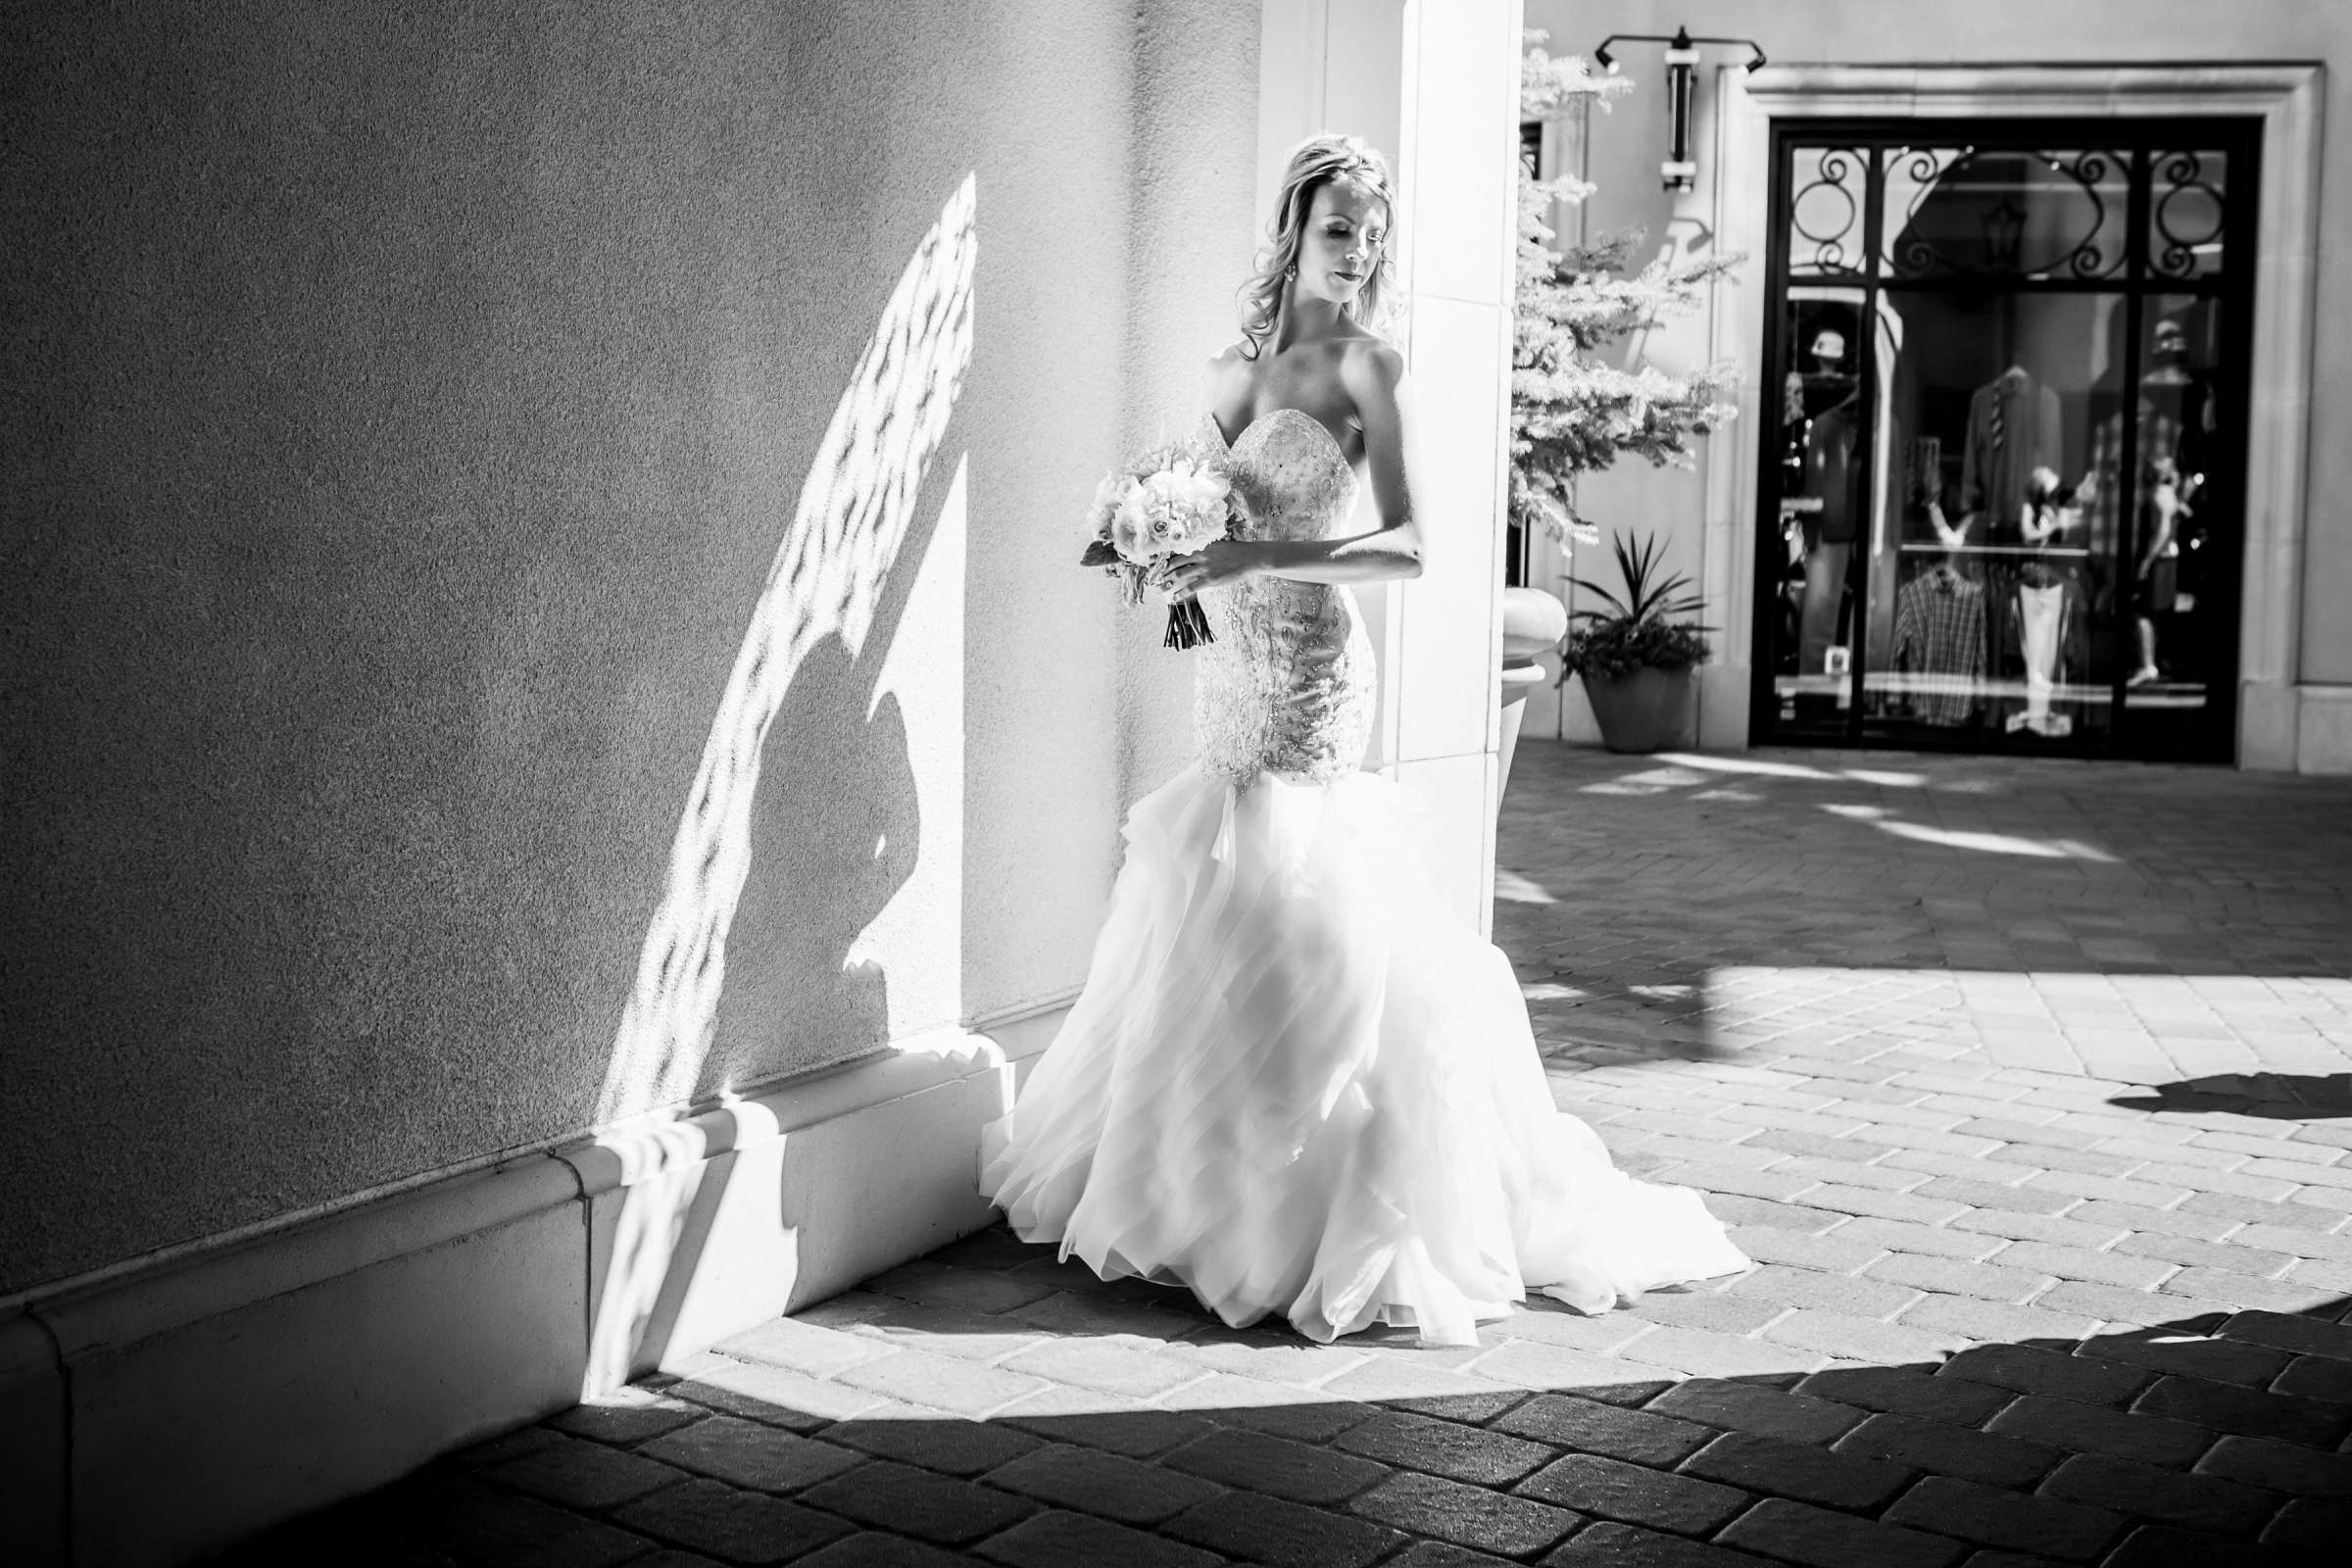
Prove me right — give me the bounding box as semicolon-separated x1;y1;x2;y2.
2295;683;2352;774
1705;63;1769;752
1256;0;1517;923
1713;62;2325;767
0;1312;66;1564
0;1028;1025;1565
35;1158;585;1366
1740;63;2326;113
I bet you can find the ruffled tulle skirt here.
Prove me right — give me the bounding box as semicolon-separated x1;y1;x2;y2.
980;763;1747;1346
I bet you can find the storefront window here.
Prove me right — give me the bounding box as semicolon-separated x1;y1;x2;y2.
1755;125;2257;760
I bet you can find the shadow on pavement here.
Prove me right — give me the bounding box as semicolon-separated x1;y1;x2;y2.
1494;745;2352;1074
2111;1075;2352;1120
220;1241;2352;1568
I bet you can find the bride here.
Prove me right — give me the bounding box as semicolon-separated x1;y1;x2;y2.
981;133;1746;1347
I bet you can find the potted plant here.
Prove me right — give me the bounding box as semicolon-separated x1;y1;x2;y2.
1506;34;1738;766
1560;530;1710;754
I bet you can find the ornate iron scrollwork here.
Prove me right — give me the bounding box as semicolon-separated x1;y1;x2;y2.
1886;147;2126;282
1788;147;1864;275
2150;151;2228;279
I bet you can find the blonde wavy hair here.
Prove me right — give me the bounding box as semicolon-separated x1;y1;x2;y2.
1237;133;1396;360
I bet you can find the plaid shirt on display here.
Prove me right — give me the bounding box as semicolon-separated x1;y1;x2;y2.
1892;566;1987;726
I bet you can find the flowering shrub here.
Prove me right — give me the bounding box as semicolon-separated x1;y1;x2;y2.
1514;34;1740;550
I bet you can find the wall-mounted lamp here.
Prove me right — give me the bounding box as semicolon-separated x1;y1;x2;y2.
1592;26;1769;192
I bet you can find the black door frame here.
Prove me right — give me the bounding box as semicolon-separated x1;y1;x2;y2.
1749;117;2263;761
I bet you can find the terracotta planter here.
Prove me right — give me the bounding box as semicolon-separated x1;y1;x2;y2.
1581;665;1696;755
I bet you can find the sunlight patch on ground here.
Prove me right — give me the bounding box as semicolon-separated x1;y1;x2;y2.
1596;753;1957;795
1820;802;2119;861
1579;764;1712;796
1494;867;1558;905
1684;965;2352;1084
1527;960;2352;1088
1651;753;1842;781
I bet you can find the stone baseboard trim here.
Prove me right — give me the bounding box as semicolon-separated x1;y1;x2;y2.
0;1004;1073;1566
2290;682;2352;773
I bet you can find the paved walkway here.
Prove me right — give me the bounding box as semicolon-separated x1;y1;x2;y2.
238;747;2352;1567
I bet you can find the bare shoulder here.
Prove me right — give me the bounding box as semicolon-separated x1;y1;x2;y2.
1206;341;1257;401
1207;341;1256;380
1336;334;1406;403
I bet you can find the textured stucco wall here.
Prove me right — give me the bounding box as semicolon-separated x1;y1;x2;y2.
2;0;1258;1296
1526;0;2352;700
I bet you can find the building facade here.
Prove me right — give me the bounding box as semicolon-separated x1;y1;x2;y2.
1;2;1521;1561
1519;0;2350;773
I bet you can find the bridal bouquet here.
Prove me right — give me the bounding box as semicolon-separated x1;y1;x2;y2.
1078;435;1235;650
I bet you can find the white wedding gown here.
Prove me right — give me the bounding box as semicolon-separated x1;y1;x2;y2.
981;408;1746;1346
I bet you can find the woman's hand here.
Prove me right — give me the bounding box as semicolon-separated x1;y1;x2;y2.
1160;539;1260;601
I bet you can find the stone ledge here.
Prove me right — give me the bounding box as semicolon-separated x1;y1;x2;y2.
2295;684;2352;775
0;1010;1070;1565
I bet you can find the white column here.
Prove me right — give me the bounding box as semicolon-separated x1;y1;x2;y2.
1257;0;1521;933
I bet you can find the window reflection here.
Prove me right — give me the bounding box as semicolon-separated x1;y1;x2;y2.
2113;298;2229;710
1884;147;2130;282
1860;294;2114;741
1762;130;2247;759
1769;289;1867;712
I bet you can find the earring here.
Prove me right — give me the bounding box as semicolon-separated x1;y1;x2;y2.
1284;264;1297;280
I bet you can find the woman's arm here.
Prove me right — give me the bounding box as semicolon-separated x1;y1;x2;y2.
1171;342;1423;596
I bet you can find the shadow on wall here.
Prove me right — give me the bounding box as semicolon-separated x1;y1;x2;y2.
581;175;978;1391
599;172;976;1124
235;1252;2352;1562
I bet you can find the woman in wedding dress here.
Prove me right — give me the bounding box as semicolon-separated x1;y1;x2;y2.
981;134;1746;1347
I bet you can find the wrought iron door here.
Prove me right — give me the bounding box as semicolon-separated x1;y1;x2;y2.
1751;122;2259;760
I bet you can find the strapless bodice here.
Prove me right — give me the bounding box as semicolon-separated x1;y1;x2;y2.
1194;410;1378;786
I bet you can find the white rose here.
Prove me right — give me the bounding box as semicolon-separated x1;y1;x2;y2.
1086;471;1125;534
1109;481;1155;563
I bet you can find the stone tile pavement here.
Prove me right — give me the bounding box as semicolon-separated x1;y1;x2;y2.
231;748;2352;1566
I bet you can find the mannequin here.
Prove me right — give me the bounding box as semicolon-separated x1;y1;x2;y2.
1959;364;2079;737
1958;365;2062;549
1793;328;1861;680
2133;318;2210;684
1799;384;1859;675
2079;316;2214;687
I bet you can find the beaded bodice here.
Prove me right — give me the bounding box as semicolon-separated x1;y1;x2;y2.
1195;409;1377;786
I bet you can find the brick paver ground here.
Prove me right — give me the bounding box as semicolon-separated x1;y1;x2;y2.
235;747;2352;1566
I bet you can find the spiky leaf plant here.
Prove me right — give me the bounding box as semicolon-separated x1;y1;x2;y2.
1558;530;1712;679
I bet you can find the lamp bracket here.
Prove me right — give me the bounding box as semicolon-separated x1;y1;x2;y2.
1592;30;1769;74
